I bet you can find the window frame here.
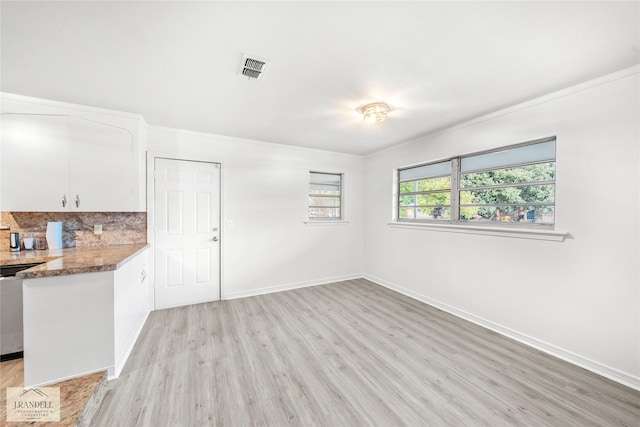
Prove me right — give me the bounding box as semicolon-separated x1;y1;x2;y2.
397;136;556;229
308;171;343;221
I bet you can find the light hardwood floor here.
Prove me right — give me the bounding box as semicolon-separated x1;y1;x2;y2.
92;279;640;426
0;358;105;426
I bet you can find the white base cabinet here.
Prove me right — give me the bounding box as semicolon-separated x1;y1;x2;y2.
114;248;150;376
22;248;150;387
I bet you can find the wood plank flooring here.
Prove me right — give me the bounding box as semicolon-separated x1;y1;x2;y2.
0;358;105;426
92;279;640;426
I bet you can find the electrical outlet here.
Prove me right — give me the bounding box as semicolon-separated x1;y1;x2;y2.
94;224;103;235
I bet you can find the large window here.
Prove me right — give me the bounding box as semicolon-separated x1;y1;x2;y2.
398;137;556;226
309;172;342;220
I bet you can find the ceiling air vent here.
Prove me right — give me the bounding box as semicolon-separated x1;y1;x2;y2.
240;54;269;80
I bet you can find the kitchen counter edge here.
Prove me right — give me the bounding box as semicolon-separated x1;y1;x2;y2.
0;244;150;279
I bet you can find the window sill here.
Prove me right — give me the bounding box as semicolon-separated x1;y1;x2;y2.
387;222;569;242
304;220;350;226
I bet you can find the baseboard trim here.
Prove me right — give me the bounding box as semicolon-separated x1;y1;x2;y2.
223;273;364;300
0;351;23;362
363;274;640;391
113;310;151;378
28;367;110;388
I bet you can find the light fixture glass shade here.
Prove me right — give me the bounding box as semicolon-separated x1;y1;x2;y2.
362;102;389;122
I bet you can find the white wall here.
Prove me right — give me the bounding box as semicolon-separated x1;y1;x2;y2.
148;127;365;299
363;68;640;388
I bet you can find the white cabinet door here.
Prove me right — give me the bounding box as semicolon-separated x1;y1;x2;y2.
1;114;70;211
113;247;149;376
69;118;135;211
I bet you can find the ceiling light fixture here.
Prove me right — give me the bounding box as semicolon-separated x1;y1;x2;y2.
361;102;390;123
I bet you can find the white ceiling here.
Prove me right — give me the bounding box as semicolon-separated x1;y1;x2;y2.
1;1;638;155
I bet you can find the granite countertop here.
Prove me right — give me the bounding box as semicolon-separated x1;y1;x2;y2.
0;244;149;279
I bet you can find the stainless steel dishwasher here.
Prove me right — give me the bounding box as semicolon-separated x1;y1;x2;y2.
1;263;41;361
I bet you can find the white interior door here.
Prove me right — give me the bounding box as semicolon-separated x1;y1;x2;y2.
154;158;221;309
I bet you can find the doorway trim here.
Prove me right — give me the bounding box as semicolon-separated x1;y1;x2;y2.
146;151;225;310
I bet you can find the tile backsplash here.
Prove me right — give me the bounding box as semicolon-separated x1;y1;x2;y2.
1;212;147;250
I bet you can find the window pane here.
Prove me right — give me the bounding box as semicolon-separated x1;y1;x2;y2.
399;160;451;182
309;207;341;218
310;173;341;185
460;184;555;205
416;207;450;220
309;196;340;207
417;176;451;191
399;181;416;194
460;205;554;224
461;163;555;188
399;195;415;207
310;190;340;196
417;193;450;206
399;207;414;219
399;207;451;220
310;183;340;194
460;139;555;172
399;178;450;194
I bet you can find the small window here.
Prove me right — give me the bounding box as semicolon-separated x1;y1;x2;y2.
398;137;556;227
309;172;342;220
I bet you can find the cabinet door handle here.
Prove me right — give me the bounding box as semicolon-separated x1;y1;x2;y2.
62;194;67;208
75;194;80;208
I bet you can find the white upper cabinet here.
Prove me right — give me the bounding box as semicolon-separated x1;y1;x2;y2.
2;114;70;211
68;118;136;211
1;94;146;212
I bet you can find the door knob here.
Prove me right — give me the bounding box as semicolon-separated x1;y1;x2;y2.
212;236;219;242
